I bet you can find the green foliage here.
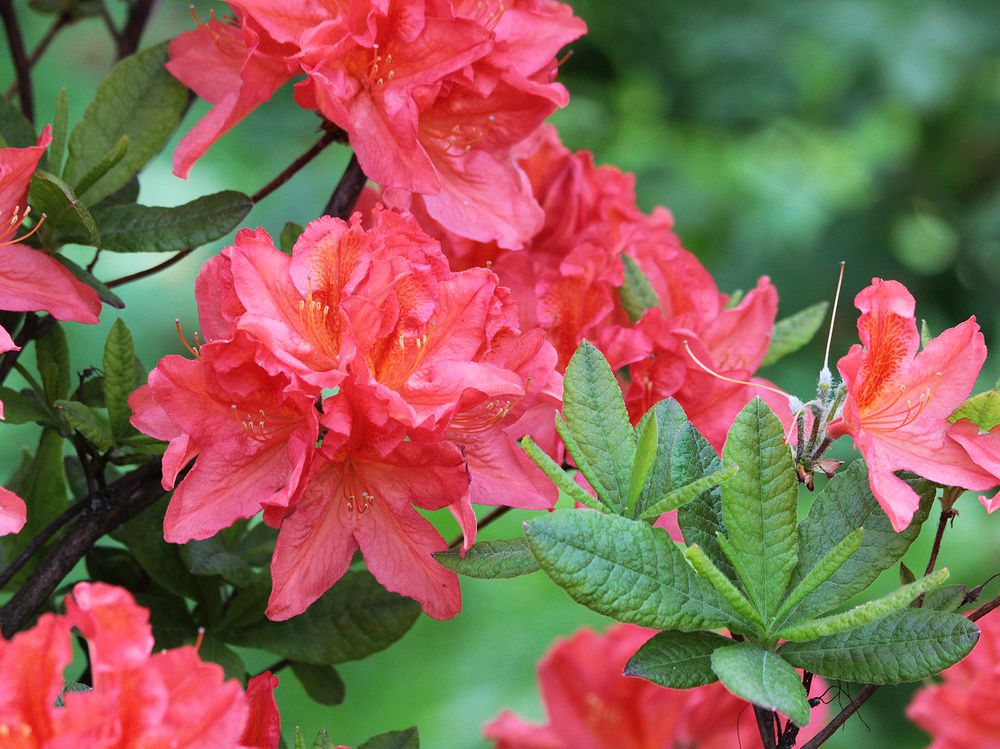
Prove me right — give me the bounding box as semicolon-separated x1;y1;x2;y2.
761;301;829;367
280;222;305;254
35;322;70;402
633;399;690;517
102;319;136;439
72;135;129;200
619;254;659;323
950;389;1000;430
358;728;420;749
62;191;253;253
62;42;187;205
54;400;113;451
624;630;729;688
521;436;604;511
627;412;658;513
53;255;125;309
710;643;812;727
291;662;346;706
49;88;69;176
638;463;738;520
0;95;36;147
28;170;99;246
434;539;540;579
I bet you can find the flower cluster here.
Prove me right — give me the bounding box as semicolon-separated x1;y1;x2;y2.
907;610;1000;748
409;125;785;452
0;582;278;748
168;0;585;248
829;279;999;530
484;623;828;749
131;207;559;621
0;127;103;538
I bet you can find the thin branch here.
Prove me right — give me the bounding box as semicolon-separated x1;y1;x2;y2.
753;706;777;749
969;592;1000;622
255;658;291;679
800;685;878;749
106;131;348;289
0;0;34;123
777;672;814;749
324;154;367;219
447;506;512;550
3;13;71;99
923;508;953;577
0;461;165;637
0;500;87;590
115;0;157;59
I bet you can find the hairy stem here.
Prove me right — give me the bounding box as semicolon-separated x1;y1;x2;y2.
0;0;33;123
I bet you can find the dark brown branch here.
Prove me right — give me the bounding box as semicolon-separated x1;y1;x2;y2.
777;672;814;749
106;247;194;289
0;461;165;637
754;706;777;749
447;506;512;550
969;592;1000;622
115;0;157;59
324;154;367;219
0;500;86;590
800;685;878;749
0;0;34;123
3;13;70;99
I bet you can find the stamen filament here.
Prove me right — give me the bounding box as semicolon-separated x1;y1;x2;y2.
682;340;793;401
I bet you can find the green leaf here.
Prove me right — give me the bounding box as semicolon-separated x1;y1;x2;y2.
619;254;659;323
634;399;690;517
54;400;113;451
103;319;136;439
522;436;604;511
684;544;761;628
771;528;863;627
720;398;799;621
781;609;979;684
121;496;200;600
434;538;540;579
627;411;658;515
50;88;69;175
783;462;933;623
64;191;253;253
0;387;53;425
280;222;305;254
291;662;346;706
761;301;829;367
624;630;730;688
561;341;636;513
35;322;70;402
922;584;967;612
675;422;734;579
358;728;419;749
779;568;950;641
312;730;334;749
0;95;36;147
949;390;1000;430
639;463;739;520
711;643;811;727
28;170;99;246
53;255;125;309
180;534;255;587
1;429;68;586
524;509;744;632
920;319;933;349
224;571;420;664
99;176;140;206
199;634;246;680
72;135;129;199
899;561;916;586
62;42;187;205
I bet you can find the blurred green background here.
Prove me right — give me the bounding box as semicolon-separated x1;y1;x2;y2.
3;0;1000;746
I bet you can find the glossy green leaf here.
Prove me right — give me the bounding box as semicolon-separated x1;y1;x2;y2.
624;630;729;688
28;170;99;246
358;728;419;749
225;571;420;664
561;341;636;513
783;462;933;623
781;609;979;684
524;509;744;632
710;643;811;727
65;191;253;253
684;544;761;628
521;435;605;511
771;528;863;627
640;463;739;520
63;42;187;205
54;400;113;451
103;318;136;439
619;254;659;323
761;301;829;367
950;390;1000;430
72;135;129;199
291;662;346;706
435;538;540;579
720;398;799;621
779;568;950;641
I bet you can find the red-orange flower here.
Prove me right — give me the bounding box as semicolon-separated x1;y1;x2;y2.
828;279;996;530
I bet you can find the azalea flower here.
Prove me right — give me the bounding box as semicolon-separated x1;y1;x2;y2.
828;279;996;531
0;488;26;538
0;582;277;748
484;623;827;749
167;1;585;247
267;392;469;621
907;610;1000;748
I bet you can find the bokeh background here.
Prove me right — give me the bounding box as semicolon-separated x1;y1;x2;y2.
3;0;1000;746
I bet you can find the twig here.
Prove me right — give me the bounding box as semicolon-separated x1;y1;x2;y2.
447;506;512;550
0;0;34;123
969;592;1000;622
800;685;878;749
754;706;777;749
777;672;814;748
4;13;70;99
324;154;366;218
923;508;953;577
0;500;87;590
115;0;157;59
255;658;291;679
0;461;165;637
106;132;349;289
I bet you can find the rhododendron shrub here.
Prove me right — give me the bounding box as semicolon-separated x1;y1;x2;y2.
0;2;998;748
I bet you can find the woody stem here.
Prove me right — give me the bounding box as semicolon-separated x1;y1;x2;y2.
0;0;33;123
